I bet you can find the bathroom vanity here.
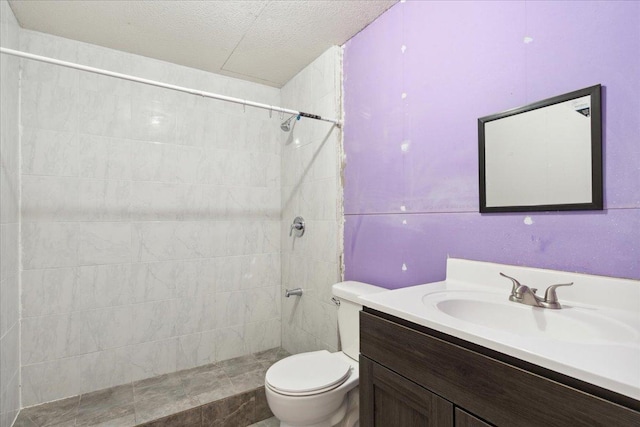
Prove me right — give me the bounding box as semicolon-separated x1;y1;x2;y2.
357;259;640;426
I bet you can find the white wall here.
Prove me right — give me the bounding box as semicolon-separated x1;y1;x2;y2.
0;0;21;425
280;47;343;354
18;29;283;406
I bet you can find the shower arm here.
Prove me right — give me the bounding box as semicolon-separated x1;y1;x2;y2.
0;47;342;128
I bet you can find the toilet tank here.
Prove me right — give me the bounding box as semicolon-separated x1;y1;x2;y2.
332;281;387;360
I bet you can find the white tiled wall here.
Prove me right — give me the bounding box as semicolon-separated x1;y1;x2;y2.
1;12;344;411
18;30;283;406
0;1;21;425
280;47;344;354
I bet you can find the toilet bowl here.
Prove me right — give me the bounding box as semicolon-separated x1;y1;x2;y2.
265;351;359;427
265;281;386;427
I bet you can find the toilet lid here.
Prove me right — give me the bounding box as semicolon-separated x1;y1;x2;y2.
266;350;352;395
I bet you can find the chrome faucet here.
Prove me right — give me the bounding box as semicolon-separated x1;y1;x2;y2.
500;273;573;309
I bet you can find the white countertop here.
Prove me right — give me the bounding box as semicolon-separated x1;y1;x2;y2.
358;258;640;401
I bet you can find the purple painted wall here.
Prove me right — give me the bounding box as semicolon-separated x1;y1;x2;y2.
343;0;640;288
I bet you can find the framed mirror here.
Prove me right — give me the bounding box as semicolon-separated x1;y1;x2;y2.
478;85;603;213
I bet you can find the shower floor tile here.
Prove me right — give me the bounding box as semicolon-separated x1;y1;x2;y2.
14;347;289;427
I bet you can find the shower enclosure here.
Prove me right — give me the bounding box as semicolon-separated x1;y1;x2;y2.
0;14;343;423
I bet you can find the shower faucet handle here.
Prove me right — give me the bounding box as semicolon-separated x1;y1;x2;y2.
289;216;305;237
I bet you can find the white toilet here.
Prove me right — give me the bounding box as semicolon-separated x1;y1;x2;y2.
265;281;386;427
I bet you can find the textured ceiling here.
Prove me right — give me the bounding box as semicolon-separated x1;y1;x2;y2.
8;0;397;87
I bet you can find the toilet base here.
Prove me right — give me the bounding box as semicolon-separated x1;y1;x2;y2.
279;397;346;427
275;389;359;427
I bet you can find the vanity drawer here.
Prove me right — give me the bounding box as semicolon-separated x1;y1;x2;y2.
360;310;640;427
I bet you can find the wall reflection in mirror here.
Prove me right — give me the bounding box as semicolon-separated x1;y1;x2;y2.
479;85;603;213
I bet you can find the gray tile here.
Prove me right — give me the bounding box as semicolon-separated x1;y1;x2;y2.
201;391;255;427
229;365;268;393
81;417;136;427
11;413;39;427
179;365;226;383
223;361;265;379
181;369;236;405
134;388;200;425
253;348;290;365
253;387;273;422
187;380;236;406
30;422;70;427
75;403;135;427
178;362;219;377
42;421;76;427
20;396;80;427
215;354;258;370
79;384;133;411
134;372;182;391
134;374;184;402
136;407;201;427
15;350;283;427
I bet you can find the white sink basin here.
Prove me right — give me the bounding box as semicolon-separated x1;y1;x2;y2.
357;258;640;401
422;290;638;344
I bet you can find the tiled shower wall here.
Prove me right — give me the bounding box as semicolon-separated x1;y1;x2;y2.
0;1;21;425
18;29;283;406
280;47;343;354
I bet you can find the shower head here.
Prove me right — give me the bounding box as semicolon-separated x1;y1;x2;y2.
280;114;298;132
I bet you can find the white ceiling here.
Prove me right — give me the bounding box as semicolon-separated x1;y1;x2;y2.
8;0;397;87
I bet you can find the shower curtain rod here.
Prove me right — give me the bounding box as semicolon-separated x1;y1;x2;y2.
0;47;342;127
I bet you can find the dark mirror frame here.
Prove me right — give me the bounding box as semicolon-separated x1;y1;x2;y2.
478;84;603;213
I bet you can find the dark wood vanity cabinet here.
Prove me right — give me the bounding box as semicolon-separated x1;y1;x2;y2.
360;356;453;426
454;409;492;427
360;309;640;427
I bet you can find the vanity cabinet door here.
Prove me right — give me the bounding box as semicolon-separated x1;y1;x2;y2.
455;408;494;427
360;356;453;427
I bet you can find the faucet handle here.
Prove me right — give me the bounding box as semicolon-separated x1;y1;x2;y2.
500;272;522;296
543;282;573;304
289;216;305;237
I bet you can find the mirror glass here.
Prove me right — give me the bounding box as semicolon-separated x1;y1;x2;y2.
479;85;602;213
